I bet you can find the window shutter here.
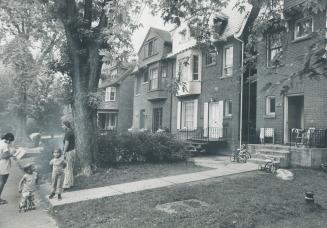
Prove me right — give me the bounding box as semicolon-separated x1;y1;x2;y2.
203;102;209;137
193;99;198;130
177;101;181;130
218;100;224;128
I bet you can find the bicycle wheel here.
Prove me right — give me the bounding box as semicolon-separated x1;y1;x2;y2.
264;162;272;173
230;154;236;162
270;165;277;174
239;154;247;163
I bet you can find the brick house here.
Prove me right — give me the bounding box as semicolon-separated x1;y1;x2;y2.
256;0;327;144
170;0;259;150
131;27;176;132
97;63;134;133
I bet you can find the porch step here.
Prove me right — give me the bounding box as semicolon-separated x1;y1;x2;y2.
254;149;290;156
248;144;290;151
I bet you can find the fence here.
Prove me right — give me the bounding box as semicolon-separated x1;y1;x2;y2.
289;128;327;148
175;127;228;141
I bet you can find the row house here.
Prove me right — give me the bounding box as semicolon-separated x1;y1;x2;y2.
256;0;327;145
97;63;134;133
170;0;259;150
131;28;176;132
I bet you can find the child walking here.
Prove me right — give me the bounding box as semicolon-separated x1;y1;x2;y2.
49;149;66;200
18;164;38;212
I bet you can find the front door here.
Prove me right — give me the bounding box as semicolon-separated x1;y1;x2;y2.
208;101;224;138
284;95;304;143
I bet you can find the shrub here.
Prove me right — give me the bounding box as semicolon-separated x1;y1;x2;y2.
96;131;189;166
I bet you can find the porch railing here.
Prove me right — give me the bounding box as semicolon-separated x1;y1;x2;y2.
289;128;327;148
175;127;228;142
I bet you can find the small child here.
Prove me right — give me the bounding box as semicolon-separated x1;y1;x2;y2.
49;149;66;200
18;164;38;211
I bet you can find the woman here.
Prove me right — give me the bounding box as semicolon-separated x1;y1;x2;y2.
0;133;15;205
62;121;76;189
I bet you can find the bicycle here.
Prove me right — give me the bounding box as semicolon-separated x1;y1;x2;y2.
19;192;36;213
230;144;251;163
259;158;280;174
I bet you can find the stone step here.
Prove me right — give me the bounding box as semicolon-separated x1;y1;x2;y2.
248;144;290;151
251;153;285;160
253;149;290;157
248;156;289;168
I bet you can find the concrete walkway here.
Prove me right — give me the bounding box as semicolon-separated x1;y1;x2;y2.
48;156;258;207
0;161;57;228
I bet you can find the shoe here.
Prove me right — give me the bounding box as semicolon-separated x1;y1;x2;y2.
58;194;62;200
48;193;55;199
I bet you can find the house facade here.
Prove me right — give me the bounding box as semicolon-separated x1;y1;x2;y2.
256;0;327;144
132;27;176;132
97;63;134;133
170;0;259;150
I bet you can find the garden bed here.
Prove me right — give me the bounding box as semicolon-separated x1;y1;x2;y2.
52;169;327;228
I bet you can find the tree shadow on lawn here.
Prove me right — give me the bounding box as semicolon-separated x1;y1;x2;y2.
52;169;327;228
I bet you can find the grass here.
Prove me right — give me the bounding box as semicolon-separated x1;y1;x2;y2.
73;162;210;190
33;138;209;190
52;169;327;228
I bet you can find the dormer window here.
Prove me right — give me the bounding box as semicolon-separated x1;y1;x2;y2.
213;16;228;35
144;39;157;58
105;87;116;101
294;17;313;40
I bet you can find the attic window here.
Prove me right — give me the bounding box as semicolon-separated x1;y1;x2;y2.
213;16;228;35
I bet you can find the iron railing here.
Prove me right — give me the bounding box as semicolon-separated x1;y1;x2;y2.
175;127;228;142
289;128;327;148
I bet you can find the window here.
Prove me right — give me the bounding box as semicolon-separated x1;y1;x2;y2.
223;45;233;76
205;50;217;66
98;113;117;130
192;55;199;80
105;87;116;101
110;69;118;80
153;108;163;132
149;68;159;90
182;101;194;129
144;39;157;58
266;96;276;115
224;99;232;117
161;66;168;78
139;109;145;129
143;69;148;82
178;58;189;82
267;33;283;67
136;75;141;95
294;17;313;40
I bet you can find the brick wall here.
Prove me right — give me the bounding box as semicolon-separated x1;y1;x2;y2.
256;8;327;144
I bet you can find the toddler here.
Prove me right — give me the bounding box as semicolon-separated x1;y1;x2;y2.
18;164;38;211
49;149;66;200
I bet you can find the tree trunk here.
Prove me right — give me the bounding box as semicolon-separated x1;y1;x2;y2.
68;38;101;176
16;89;27;143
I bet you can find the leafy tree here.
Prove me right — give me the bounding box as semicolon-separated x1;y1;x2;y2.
0;0;63;141
35;0;143;175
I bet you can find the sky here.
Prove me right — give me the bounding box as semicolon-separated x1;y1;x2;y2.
131;6;174;54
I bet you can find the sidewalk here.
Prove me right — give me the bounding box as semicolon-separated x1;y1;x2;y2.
48;157;258;207
0;161;57;228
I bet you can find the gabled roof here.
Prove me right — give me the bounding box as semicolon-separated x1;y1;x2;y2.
99;66;134;88
137;27;172;55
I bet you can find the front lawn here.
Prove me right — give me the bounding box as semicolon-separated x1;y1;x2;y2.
73;162;210;190
52;169;327;228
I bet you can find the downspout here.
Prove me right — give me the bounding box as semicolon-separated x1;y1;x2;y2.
234;36;244;149
169;60;174;132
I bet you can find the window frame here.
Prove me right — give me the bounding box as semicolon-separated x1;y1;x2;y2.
161;66;168;78
294;17;313;40
224;99;232;117
149;67;159;90
205;50;217;66
266;96;276;116
222;45;233;77
267;32;283;67
144;38;157;59
181;101;194;129
192;55;199;81
105;87;116;101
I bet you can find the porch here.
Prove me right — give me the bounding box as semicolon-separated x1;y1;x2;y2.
175;127;229;142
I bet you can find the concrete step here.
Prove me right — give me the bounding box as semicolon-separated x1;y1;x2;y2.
251;153;285;160
253;149;290;157
248;144;290;151
248;156;289;168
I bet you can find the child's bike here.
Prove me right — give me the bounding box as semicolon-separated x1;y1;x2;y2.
259;158;280;174
230;144;251;163
19;192;36;212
